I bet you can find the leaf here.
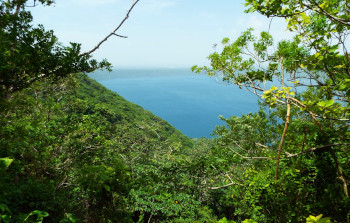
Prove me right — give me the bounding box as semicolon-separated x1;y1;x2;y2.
103;184;111;192
1;214;11;223
317;101;326;107
242;220;258;223
315;214;323;221
0;158;13;172
245;7;256;13
0;204;11;214
306;215;317;222
222;37;230;44
30;210;49;218
334;64;345;69
24;210;49;222
290;80;300;84
270;86;278;91
60;213;78;223
324;100;334;107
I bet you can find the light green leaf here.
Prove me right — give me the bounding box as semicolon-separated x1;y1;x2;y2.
317;101;326;107
0;158;13;172
222;37;230;44
324;100;334;107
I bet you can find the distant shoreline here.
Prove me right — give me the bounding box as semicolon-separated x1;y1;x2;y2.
88;69;259;138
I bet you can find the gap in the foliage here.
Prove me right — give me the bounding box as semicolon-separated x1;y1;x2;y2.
89;68;259;138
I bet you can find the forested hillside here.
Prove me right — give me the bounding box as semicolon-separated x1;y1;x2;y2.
0;73;196;221
1;0;350;222
2;73;349;223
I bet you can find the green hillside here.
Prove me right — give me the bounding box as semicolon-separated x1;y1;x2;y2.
0;74;198;222
76;74;193;148
2;72;349;223
1;0;349;222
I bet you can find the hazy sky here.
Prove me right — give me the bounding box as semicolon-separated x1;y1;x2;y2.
30;0;293;69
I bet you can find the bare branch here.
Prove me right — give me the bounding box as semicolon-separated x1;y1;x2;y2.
275;100;291;180
255;143;292;156
80;0;140;56
287;97;350;121
208;182;243;190
287;97;348;198
287;143;350;158
112;33;127;38
228;144;273;160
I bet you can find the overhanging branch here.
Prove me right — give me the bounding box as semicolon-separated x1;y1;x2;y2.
286;143;350;158
80;0;140;57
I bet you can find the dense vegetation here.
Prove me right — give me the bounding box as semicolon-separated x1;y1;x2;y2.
1;0;349;222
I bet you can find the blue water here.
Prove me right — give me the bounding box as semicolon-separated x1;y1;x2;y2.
89;69;259;138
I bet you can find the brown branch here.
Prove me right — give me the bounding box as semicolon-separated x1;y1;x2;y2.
80;0;140;56
308;1;350;27
275;100;291;181
231;141;349;161
15;3;21;14
287;97;349;121
147;214;153;223
255;142;350;159
286;96;348;198
286;143;350;158
208;182;243;190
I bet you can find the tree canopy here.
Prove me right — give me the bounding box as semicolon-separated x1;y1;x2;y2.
0;0;114;99
192;0;349;221
1;0;349;222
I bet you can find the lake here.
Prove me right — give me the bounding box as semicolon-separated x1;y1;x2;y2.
89;69;259;138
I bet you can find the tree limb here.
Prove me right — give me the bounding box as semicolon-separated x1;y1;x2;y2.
287;96;348;198
286;143;350;158
80;0;140;57
307;1;350;27
255;142;292;156
275;100;291;180
229;142;273;160
208;182;243;190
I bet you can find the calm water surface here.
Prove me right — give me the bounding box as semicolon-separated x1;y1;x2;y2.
89;69;259;138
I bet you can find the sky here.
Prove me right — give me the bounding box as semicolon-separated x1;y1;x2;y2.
30;0;293;69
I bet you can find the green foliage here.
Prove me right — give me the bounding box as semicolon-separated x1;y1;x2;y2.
59;213;79;223
0;0;111;98
0;73;197;222
1;0;349;222
306;214;332;223
217;217;236;223
193;0;350;222
23;210;49;223
0;158;13;173
0;204;49;223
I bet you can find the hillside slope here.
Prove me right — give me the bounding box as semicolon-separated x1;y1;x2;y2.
0;73;194;222
76;74;193;147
